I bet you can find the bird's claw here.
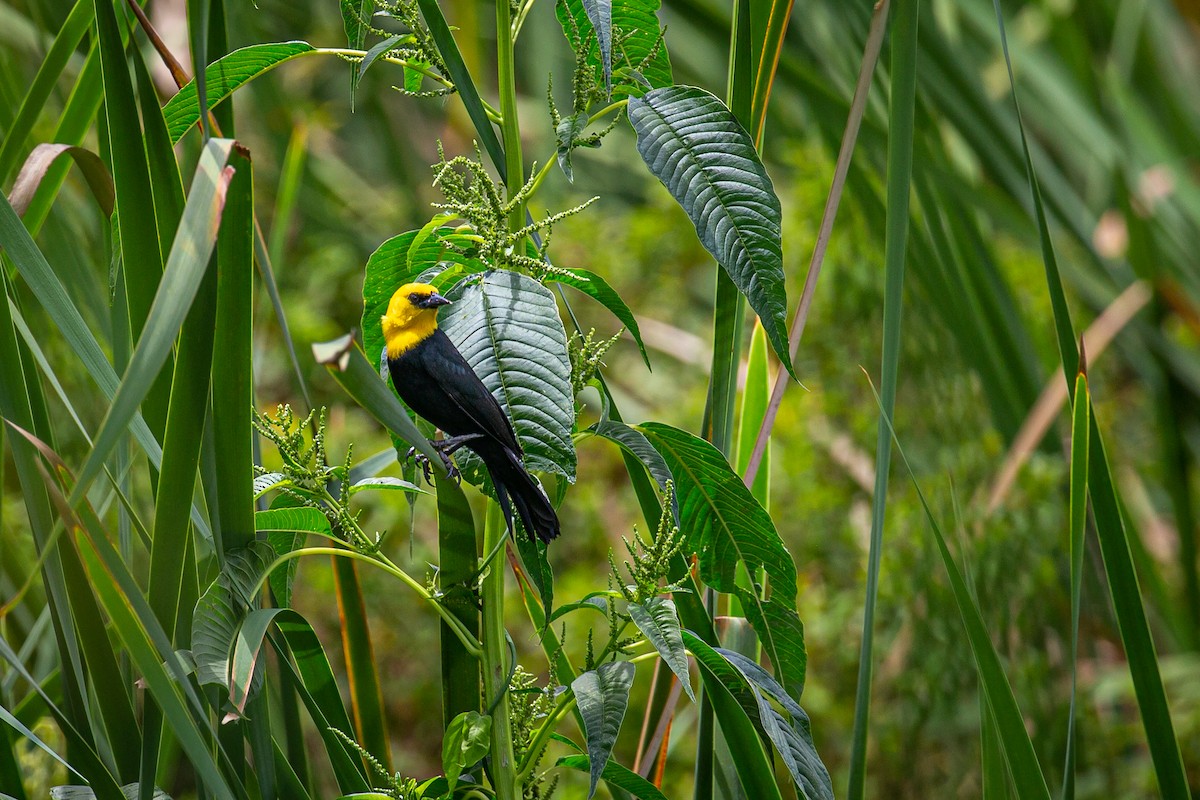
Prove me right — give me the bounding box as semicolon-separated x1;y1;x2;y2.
404;442;462;486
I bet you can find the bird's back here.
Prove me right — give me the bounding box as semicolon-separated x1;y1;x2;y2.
388;329;522;455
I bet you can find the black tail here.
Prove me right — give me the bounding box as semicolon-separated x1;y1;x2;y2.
481;444;560;543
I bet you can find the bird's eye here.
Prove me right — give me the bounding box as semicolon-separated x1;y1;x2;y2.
408;292;420;303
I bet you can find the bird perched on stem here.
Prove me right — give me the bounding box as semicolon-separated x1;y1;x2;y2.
382;281;560;543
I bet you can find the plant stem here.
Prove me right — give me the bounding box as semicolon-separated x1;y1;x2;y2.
495;0;525;243
253;546;482;657
482;502;519;800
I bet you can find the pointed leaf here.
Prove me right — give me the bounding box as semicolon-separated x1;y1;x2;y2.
348;476;427;495
717;648;833;800
193;541;275;687
555;0;671;97
442;711;491;788
572;661;636;799
551;267;649;367
163;42;317;144
628;86;792;376
629;597;694;701
341;0;374;104
637;422;804;698
580;0;613;93
440;270;576;480
556;754;669;800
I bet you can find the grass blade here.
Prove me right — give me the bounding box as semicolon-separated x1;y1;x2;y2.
331;557;392;772
1062;368;1089;799
847;2;919;797
991;3;1190;794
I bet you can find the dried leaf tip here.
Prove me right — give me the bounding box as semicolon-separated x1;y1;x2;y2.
1077;335;1088;378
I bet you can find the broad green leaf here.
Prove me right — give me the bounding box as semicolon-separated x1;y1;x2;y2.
440;270;577;481
556;754;669;800
637;422;804;699
359;226;489;371
683;632;783;800
628;86;792;377
555;0;671;98
257;506;332;607
193;541;275;687
589;418;672;495
551;267;649;367
164;42;317;143
629;597;694;702
435;472;481;726
572;661;636;799
718;648;833;799
442;711;491;788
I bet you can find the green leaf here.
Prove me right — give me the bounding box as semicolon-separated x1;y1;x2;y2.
683;632;783;800
551;267;649;368
67;139;239;507
580;0;613;93
572;661;636;799
628;86;792;377
556;754;668;800
435;473;481;727
359;34;403;84
341;0;374;104
867;380;1053;800
990;3;1190;795
440;270;576;481
163;42;317;144
257;506;331;606
514;530;555;621
555;0;672;98
589;418;672;495
348;476;427;495
555;111;592;182
193;541;275;687
637;422;804;699
442;711;491;788
1062;371;1089;799
717;648;832;799
359;226;489;372
629;598;694;702
47;784;172;799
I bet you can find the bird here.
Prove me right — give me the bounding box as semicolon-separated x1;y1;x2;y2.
381;281;561;543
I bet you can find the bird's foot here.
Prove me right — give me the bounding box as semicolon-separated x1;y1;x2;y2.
405;441;463;485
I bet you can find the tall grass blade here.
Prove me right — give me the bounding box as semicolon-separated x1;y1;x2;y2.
331;558;392;771
435;472;481;727
864;379;1052;800
1062;369;1089;800
991;3;1190;794
847;2;919;797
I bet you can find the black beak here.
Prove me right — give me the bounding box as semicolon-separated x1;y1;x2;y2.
420;293;452;308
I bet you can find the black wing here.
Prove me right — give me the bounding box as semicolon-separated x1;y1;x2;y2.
392;330;522;454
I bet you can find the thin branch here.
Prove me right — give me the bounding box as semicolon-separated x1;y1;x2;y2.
742;0;891;488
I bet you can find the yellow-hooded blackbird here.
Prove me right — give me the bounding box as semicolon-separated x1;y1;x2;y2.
382;282;560;543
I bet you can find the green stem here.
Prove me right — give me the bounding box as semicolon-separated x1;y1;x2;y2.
253;547;482;657
482;502;519;800
495;0;525;243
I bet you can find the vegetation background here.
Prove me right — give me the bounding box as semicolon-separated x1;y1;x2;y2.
1;0;1198;797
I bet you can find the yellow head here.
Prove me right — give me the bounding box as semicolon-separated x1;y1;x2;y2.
381;282;452;357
